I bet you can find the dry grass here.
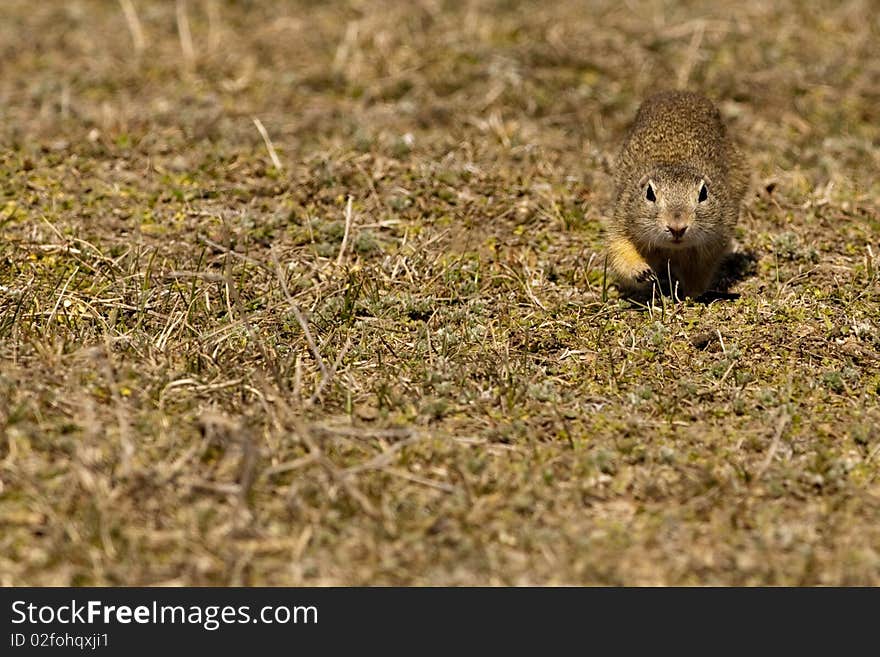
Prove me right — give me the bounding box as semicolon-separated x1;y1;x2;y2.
1;0;879;585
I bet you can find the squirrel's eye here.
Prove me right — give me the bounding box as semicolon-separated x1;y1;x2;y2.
646;184;656;203
698;182;708;203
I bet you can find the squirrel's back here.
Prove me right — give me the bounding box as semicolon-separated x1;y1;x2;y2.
615;90;747;205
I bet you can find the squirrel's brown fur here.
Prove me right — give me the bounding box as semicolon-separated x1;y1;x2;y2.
607;90;749;298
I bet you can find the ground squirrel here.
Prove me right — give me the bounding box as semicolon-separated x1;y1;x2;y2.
607;90;749;298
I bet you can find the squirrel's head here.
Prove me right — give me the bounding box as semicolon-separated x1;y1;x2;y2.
627;165;716;248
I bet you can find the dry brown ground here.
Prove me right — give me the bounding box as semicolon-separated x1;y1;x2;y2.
1;0;879;585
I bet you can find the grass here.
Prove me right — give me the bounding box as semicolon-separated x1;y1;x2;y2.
0;0;878;585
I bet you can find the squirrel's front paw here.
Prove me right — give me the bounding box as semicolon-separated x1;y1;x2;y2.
608;237;654;291
634;267;656;284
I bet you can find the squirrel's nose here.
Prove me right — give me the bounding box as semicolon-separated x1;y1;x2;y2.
667;224;687;240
